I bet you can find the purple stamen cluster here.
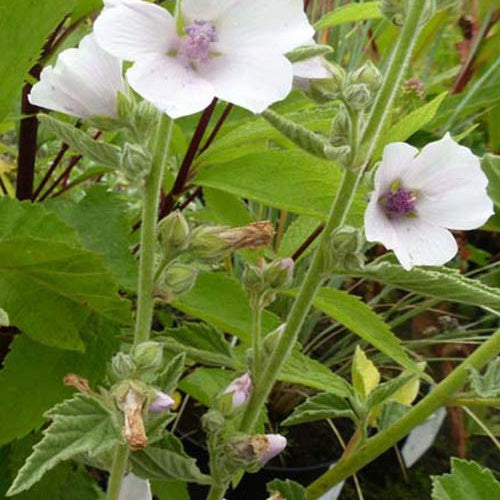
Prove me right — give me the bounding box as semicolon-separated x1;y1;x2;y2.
183;20;218;63
381;187;417;216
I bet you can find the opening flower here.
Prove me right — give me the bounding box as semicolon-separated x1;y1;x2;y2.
365;134;494;270
29;34;125;119
94;0;315;118
223;372;253;409
149;391;175;413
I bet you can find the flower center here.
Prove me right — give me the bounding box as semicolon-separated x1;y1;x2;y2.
182;20;218;63
380;184;417;217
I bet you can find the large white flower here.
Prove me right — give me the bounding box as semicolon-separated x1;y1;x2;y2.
93;0;314;118
365;134;494;270
29;34;125;119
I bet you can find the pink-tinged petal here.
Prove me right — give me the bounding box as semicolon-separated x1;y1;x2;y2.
404;134;489;195
126;55;215;118
375;142;419;192
200;51;293;113
364;195;399;251
223;372;253;409
391;218;458;270
149;392;175;413
118;474;152;500
293;57;331;79
215;0;314;53
417;186;494;230
94;0;176;61
257;434;287;464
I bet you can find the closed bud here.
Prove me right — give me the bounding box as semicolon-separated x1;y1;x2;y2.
242;264;266;296
264;258;295;290
325;226;365;271
149;391;175;413
156;262;198;301
131;100;159;141
350;61;382;92
306;62;346;103
223;373;253;410
330;108;351;147
111;352;137;381
120;143;151;182
158;211;190;260
201;409;226;434
132;341;163;372
262;324;286;358
225;434;287;468
117;91;135;124
343;83;373;111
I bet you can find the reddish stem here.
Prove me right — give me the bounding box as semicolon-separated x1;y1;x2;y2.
292;223;325;261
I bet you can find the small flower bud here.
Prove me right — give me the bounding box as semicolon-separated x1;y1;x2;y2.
120;143;152;182
223;373;253;410
225;434;287;468
330;108;351;147
149;391;175;413
325;226;365;271
158;211;190;259
132;341;163;372
117;91;135;124
255;434;288;464
264;258;295;290
201;409;226;434
242;264;266;295
156;262;198;301
350;61;382;92
110;352;137;381
262;323;286;358
305;62;346;103
131;100;159;141
343;83;373;111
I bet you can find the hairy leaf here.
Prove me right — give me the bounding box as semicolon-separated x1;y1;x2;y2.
157;352;186;394
315;1;382;29
267;479;307;500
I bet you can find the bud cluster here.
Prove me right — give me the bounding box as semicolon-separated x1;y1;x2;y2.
323;226;365;272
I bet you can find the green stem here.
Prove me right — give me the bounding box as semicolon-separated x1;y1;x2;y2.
251;299;264;380
206;485;227;500
449;397;500;407
106;445;129;500
134;115;174;344
306;329;500;499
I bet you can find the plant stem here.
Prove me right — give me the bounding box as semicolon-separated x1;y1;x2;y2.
306;328;500;499
134;115;174;344
251;300;264;380
206;484;227;500
106;444;129;500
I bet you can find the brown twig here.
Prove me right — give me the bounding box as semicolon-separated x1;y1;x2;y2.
292;223;325;261
199;103;234;154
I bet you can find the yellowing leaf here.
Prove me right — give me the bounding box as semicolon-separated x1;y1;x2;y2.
391;376;420;406
352;346;380;398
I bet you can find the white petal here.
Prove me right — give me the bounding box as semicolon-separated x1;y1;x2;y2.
404;134;489;195
215;0;314;53
126;55;215;118
293;57;331;79
118;474;152;500
375;142;419;192
364;195;399;250
94;0;176;60
199;51;293;113
182;0;235;21
391;218;458;270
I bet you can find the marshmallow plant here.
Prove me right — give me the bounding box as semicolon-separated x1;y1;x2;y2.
5;1;500;500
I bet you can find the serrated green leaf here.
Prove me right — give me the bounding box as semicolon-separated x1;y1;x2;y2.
267;479;307;500
283;392;353;426
431;458;500;500
40;115;121;168
340;262;500;311
315;1;382;29
7;394;120;496
0;199;130;350
0;316;119;446
157;352;186;394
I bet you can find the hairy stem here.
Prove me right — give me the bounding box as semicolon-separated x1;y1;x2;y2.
306;329;500;499
251;300;264;380
106;445;129;500
134;114;174;344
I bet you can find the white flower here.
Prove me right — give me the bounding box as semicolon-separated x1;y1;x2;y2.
94;0;314;118
365;134;494;270
28;34;125;119
118;473;152;500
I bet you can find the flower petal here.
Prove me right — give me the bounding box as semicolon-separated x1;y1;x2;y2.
364;195;399;250
181;0;235;21
118;474;152;500
199;51;293;113
375;142;419;193
126;55;215;118
215;0;314;53
94;0;175;60
391;218;458;270
293;57;331;79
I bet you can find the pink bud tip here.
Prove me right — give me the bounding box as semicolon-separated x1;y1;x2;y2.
257;434;287;464
223;372;253;409
149;392;175;413
279;258;295;274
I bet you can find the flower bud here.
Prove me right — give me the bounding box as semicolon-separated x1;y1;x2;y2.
343;83;373;111
158;211;190;260
149;391;175;413
120;143;152;182
264;258;295;290
117;91;135;124
110;352;137;381
350;61;382;92
223;372;253;410
242;263;266;295
156;262;198;301
262;323;286;358
131;100;159;142
201;409;226;434
305;62;346;103
225;434;287;468
326;226;365;271
330;108;351;147
132;341;163;372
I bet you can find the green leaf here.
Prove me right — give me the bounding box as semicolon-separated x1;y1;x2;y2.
46;186;138;290
0;316;119;446
179;368;234;407
7;394;120;496
203;187;254;226
315;1;382;29
286;44;333;63
172;272;281;343
40;115;122;168
278;215;320;260
161;323;236;368
367;373;416;409
341;262;500;311
0;199;130;350
0;307;9;326
152;480;190;500
283;392;353;426
194;150;366;225
157;352;186;394
482;154;500;208
376;92;448;157
378;401;409;431
131;438;212;485
469;357;500;398
287;287;418;371
431;458;500;500
267;479;307;500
